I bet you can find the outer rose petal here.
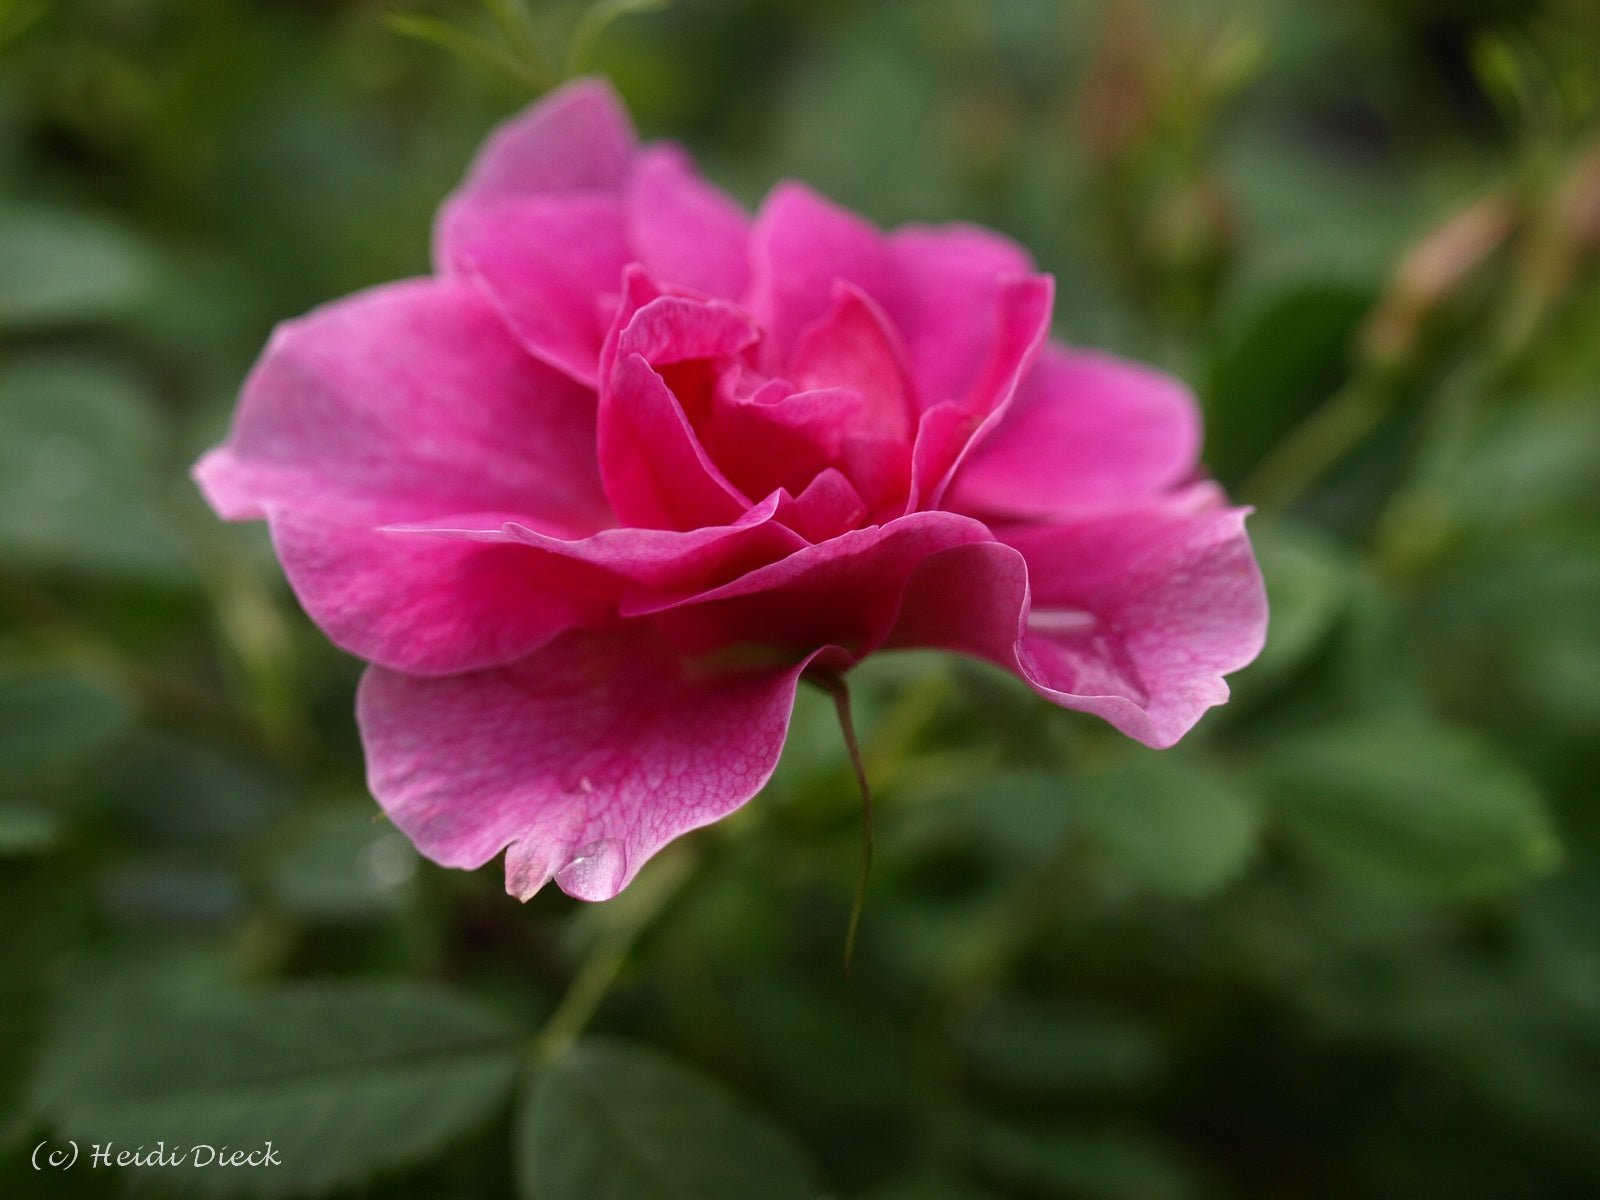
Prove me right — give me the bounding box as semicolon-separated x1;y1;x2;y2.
451;76;636;202
193;278;607;534
268;509;613;676
626;146;751;300
948;345;1202;519
359;626;846;901
888;502;1267;747
437;195;630;387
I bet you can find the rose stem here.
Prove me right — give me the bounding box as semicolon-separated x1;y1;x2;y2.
815;672;874;979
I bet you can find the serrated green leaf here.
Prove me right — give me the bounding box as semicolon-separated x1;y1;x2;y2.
518;1038;818;1200
0;207;155;329
1260;718;1561;899
31;982;522;1197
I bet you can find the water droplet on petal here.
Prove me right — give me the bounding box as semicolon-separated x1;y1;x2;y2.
555;838;628;900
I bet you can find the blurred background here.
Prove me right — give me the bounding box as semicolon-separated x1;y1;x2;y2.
3;1;1599;1197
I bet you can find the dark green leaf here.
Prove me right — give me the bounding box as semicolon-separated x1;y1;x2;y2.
0;664;134;791
32;982;522;1197
0;207;155;329
518;1038;818;1200
1260;718;1560;899
1074;753;1262;898
0;356;188;579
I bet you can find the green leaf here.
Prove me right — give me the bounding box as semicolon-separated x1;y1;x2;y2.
960;996;1162;1095
32;982;522;1197
0;664;134;791
1230;519;1352;700
0;207;155;330
518;1037;818;1200
1259;718;1561;900
1074;753;1262;899
973;1119;1200;1200
0;802;63;855
0;356;188;579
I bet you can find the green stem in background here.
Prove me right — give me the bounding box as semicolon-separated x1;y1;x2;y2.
566;0;670;78
1240;370;1399;511
531;843;696;1062
812;672;874;979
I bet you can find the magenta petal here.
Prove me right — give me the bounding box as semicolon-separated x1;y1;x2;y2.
358;626;822;901
193;278;607;534
949;345;1202;519
772;469;868;542
888;223;1036;409
1008;503;1267;747
392;493;804;597
887;503;1265;746
599;353;750;530
627;146;751;300
908;274;1054;511
453;76;636;202
630;511;996;658
269;509;612;675
437;195;629;386
748;182;901;370
789;282;916;442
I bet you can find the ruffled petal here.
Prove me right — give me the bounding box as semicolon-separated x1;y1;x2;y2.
888;499;1266;747
948;345;1201;519
358;626;835;901
626;145;751;301
268;509;614;676
193;277;607;535
628;511;996;659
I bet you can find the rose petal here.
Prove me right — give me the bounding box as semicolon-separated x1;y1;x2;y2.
193;277;607;535
626;145;751;300
889;501;1267;748
629;510;996;659
771;469;867;543
907;273;1054;511
789;281;915;442
747;181;901;371
599;353;750;530
948;345;1202;519
888;223;1036;409
437;194;630;387
358;626;840;902
268;508;614;675
452;76;636;202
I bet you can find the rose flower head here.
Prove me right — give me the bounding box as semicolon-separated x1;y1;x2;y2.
195;79;1267;903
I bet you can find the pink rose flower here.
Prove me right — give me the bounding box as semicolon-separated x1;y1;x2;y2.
195;79;1267;902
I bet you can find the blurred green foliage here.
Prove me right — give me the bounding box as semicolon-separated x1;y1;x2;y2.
3;0;1600;1197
